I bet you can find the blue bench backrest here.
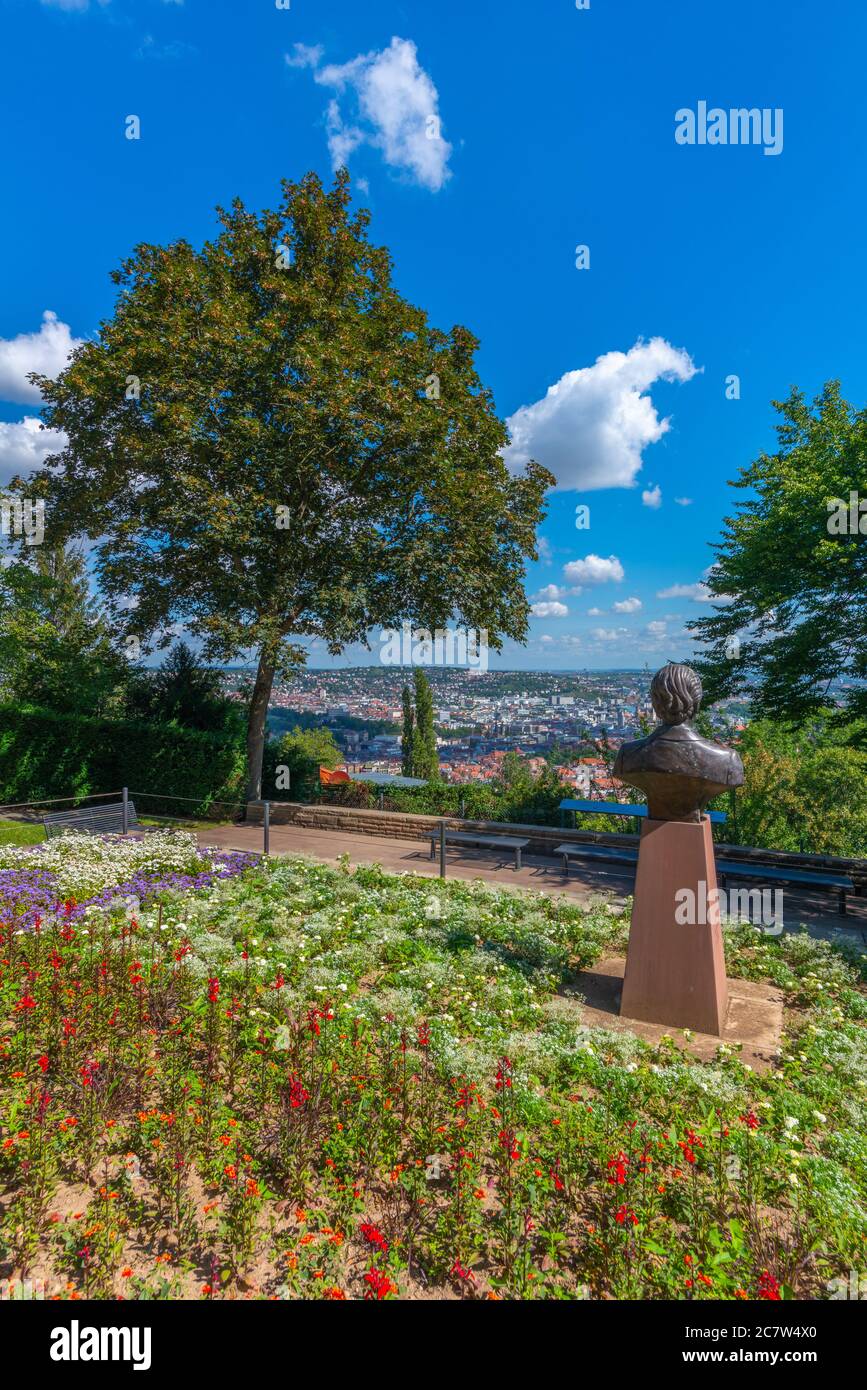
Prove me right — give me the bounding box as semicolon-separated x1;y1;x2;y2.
559;797;727;825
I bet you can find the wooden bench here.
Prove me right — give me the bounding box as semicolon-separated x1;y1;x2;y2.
429;829;530;871
717;860;854;916
43;801;140;839
554;842;640;878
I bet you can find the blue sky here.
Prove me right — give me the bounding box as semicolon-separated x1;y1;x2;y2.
2;0;865;670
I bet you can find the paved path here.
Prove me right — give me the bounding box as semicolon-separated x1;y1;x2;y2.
197;821;867;946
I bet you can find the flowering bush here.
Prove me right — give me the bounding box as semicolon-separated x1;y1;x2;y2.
1;850;866;1301
0;830;256;928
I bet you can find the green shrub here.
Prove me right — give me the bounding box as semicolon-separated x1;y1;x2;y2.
0;703;246;818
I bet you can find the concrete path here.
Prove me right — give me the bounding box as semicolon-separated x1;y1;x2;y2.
197;821;867;947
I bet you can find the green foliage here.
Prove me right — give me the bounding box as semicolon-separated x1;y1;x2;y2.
691;382;867;724
0;545;128;717
400;684;414;778
0;704;246;815
399;670;437;780
263;724;342;802
722;715;867;855
126;642;244;736
322;757;569;826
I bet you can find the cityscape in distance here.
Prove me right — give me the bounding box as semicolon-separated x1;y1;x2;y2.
224;665;753;791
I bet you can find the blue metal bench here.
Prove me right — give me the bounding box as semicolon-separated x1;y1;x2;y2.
554;842;639;877
717;860;854;916
559;798;727;827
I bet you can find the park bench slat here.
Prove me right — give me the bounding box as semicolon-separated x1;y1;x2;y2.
559;798;727;824
554;842;640;876
43;802;140;838
428;829;530;870
717;859;853;915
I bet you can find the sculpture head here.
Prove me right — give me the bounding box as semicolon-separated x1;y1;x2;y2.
650;663;702;726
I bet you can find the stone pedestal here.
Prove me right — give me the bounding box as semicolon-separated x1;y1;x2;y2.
620;816;728;1035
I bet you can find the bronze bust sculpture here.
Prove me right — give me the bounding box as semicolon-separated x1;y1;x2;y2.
613;663;743;822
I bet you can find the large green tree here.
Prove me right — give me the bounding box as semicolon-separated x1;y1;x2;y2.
26;172;551;802
690;383;867;726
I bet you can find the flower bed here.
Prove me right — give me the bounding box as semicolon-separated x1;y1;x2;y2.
1;851;866;1301
0;831;257;929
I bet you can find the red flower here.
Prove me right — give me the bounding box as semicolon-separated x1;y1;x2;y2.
757;1269;781;1301
79;1061;99;1088
15;993;36;1012
495;1058;513;1090
360;1222;389;1254
740;1111;760;1130
417;1023;430;1049
207;978;220;1004
288;1076;309;1109
498;1129;520;1161
37;1055;49;1073
606;1152;629;1185
451;1259;476;1283
615;1204;637;1226
363;1267;396;1301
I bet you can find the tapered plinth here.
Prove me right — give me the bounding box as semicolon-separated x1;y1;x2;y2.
620;816;728;1036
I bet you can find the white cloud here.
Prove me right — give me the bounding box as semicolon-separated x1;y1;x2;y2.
656;578;735;605
642;483;662;509
502;338;699;490
674;496;693;506
0;416;65;485
563;554;624;587
530;600;568;618
534;583;567;601
40;0;111;9
0;311;84;404
285;43;323;69
591;627;627;643
612;596;642;613
288;37;452;191
645;620;668;637
587;606;603;617
536;535;552;564
656;582;709;601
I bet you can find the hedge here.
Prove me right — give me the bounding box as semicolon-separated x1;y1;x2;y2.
0;704;247;818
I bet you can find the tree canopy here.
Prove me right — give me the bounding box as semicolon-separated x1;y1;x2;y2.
26;171;551;801
690;382;867;727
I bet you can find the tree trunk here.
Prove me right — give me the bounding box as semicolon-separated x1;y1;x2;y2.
244;647;277;806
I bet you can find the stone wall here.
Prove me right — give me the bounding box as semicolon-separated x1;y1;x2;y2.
244;799;637;856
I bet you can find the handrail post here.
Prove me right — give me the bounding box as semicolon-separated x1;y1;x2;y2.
439;818;446;879
263;800;270;857
122;787;129;836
